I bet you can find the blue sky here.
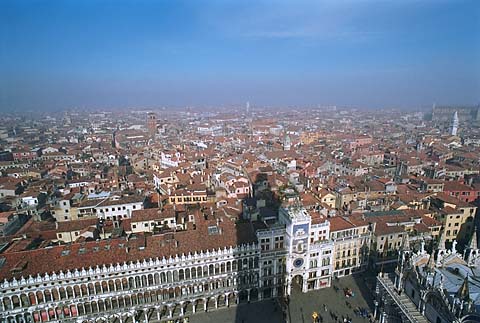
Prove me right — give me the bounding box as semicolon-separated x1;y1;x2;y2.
1;0;479;110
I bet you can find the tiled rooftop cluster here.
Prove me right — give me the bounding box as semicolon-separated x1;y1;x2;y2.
0;105;479;322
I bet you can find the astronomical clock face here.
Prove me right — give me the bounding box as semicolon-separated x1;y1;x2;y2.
293;258;304;268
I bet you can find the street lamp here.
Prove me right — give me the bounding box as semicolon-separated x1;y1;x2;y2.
312;311;319;323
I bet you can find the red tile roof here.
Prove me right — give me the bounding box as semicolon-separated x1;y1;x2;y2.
0;213;257;281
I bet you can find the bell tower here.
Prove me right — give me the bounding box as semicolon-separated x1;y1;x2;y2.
147;112;157;135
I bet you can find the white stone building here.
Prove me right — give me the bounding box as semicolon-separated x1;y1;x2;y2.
278;206;334;294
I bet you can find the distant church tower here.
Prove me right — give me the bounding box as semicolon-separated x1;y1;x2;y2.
147;112;157;135
283;135;291;151
450;111;459;136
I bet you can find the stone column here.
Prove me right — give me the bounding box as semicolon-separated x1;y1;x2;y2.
225;295;229;307
156;308;161;321
192;303;196;313
380;311;386;323
204;299;207;312
169;307;173;318
247;289;251;302
144;311;148;323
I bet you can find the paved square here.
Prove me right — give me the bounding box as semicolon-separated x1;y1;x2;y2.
189;273;376;323
288;274;375;323
190;298;283;323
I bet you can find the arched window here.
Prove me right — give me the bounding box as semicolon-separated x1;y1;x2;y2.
203;265;208;277
173;270;179;282
11;295;20;309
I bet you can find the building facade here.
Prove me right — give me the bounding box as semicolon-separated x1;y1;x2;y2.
0;206;362;323
279;207;334;294
329;216;371;277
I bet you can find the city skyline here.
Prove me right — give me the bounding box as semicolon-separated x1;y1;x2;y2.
1;0;479;111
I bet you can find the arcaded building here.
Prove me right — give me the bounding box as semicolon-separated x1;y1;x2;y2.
0;206;345;323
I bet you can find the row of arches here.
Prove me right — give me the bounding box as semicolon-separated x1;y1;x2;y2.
2;263;260;311
1;288;263;323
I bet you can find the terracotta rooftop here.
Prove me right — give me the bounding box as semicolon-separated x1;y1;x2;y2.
131;208;174;222
329;216;356;232
0;213;257;281
56;218;98;232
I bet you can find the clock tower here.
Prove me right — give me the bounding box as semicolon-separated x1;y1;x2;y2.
280;206;312;294
279;205;334;295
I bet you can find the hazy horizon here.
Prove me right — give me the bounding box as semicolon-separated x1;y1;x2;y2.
1;0;479;111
